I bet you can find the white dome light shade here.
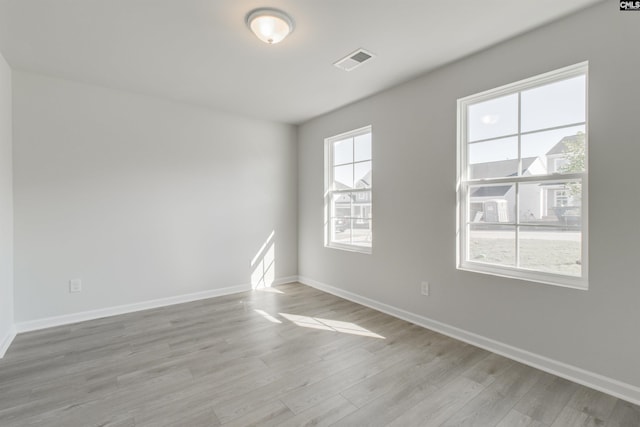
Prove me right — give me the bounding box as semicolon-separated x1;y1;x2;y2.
246;8;294;44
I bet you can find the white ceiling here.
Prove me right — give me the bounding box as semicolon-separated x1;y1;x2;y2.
0;0;602;124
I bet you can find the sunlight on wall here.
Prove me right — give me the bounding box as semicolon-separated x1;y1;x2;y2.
251;231;275;289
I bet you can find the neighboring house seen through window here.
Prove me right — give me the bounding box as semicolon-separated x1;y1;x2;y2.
457;62;588;289
325;126;372;253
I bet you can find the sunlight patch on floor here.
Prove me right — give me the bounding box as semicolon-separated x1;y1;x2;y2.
255;287;285;294
254;309;282;324
279;313;385;339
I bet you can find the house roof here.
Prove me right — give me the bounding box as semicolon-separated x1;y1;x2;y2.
470;157;537;180
334;170;371;191
471;186;512;198
470;134;584;198
547;134;582;156
356;171;372;189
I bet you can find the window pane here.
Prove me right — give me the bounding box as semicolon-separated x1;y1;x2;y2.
468;137;518;179
519;226;582;276
468;224;515;267
331;218;351;244
351;220;372;247
333;164;353;189
330;192;351;218
519;181;582;225
459;65;587;285
521;126;585;175
354;133;372;162
326;126;372;253
521;75;586;133
353;190;372;219
552;132;586;174
354;161;372;188
331;192;372;219
467;93;518;142
468;184;515;223
518;182;543;223
333;138;353;165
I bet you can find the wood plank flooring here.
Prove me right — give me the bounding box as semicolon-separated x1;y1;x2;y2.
1;282;638;426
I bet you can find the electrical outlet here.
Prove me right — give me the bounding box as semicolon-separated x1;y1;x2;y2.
69;279;82;293
421;281;430;296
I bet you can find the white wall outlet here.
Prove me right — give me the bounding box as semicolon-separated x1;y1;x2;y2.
69;279;82;293
421;281;430;296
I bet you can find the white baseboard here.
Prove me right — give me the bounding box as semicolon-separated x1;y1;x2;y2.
0;327;16;358
273;276;299;287
15;276;298;334
298;275;640;406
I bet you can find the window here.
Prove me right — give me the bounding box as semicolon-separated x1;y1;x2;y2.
457;62;588;289
554;189;569;207
325;126;372;253
553;157;568;173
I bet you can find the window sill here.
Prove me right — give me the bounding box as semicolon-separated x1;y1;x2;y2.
326;243;372;255
457;261;588;291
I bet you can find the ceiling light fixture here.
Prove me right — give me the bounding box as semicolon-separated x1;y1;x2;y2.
246;8;294;44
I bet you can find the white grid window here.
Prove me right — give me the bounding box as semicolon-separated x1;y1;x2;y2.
457;63;588;289
325;126;372;253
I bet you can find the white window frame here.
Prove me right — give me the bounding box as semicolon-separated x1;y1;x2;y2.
553;157;568;173
457;62;588;289
324;125;372;254
554;189;569;207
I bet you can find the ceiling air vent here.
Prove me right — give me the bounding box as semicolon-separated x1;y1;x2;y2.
334;49;376;71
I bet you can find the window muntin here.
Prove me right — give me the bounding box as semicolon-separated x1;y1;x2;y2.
457;63;588;289
325;126;372;253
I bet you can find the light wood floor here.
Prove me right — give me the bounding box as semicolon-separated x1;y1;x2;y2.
1;283;638;427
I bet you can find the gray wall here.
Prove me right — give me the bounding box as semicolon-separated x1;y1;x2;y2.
13;71;298;322
298;2;640;388
0;51;13;348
